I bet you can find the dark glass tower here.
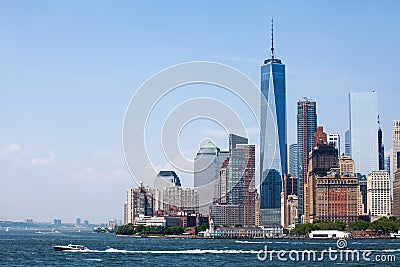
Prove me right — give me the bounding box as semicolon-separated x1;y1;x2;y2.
259;19;287;225
296;97;317;223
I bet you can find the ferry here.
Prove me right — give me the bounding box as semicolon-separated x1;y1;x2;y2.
309;230;351;239
390;230;400;238
53;244;89;251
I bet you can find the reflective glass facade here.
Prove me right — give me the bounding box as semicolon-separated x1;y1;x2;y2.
260;58;287;225
296;97;317;222
349;92;378;176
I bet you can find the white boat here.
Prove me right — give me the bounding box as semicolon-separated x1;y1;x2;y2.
5;227;10;232
53;244;89;251
390;230;400;238
309;230;351;239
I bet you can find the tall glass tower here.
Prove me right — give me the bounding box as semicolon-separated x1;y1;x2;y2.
349;92;378;176
259;19;287;225
296;97;317;223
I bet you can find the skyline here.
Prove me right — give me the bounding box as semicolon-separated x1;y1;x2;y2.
1;1;400;223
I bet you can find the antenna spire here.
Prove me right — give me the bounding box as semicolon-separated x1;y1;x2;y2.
271;18;275;59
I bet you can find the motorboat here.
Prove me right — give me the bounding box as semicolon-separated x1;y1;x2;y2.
53;244;88;251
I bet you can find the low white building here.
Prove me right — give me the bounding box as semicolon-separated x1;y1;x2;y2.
309;230;351;239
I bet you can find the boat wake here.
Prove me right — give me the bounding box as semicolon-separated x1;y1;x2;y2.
85;248;260;254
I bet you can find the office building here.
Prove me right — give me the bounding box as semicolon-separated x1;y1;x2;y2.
259;20;287;226
304;132;339;223
393;120;400;174
349;91;379;176
125;184;154;224
297;97;317;222
327;133;340;156
154;171;181;189
314;170;359;223
367;171;391;220
345;130;351;156
194;140;226;215
229;144;256;227
289;143;298;177
378;127;385;170
392;120;400;218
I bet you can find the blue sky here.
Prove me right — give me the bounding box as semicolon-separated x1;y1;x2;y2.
1;1;399;223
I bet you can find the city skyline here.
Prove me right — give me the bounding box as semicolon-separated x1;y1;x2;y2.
1;1;400;223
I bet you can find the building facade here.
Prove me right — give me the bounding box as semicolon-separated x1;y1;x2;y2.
289;143;298;177
125;185;154;224
392;120;400;218
229;144;256;227
259;23;287;226
194;141;226;215
296;97;317;223
367;171;391;219
327;133;340;156
349;91;379;176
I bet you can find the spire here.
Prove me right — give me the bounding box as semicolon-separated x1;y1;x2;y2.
271;18;275;59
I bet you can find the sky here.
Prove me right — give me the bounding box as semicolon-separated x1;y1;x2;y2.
1;1;399;223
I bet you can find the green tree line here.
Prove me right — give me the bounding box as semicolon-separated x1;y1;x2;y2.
291;217;400;236
115;224;185;236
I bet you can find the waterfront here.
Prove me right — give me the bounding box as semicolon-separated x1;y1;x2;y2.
1;230;400;266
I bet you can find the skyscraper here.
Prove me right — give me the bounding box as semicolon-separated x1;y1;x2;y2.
393;120;400;174
296;97;317;223
345;130;351;156
327;133;340;156
259;19;287;226
349;91;379;176
378;126;385;170
288;144;298;177
367;171;391;220
392;120;400;218
194;140;226;215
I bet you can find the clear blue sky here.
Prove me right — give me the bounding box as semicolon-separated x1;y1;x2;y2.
1;1;399;223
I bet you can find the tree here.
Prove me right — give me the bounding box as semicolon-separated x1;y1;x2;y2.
198;223;209;232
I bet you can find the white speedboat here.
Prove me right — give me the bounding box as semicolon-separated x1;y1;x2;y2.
53;244;88;251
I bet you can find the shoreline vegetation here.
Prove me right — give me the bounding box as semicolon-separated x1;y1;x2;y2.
115;217;400;239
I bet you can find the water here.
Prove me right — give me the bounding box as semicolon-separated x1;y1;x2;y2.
1;230;400;266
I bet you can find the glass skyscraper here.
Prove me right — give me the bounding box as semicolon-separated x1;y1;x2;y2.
259;21;287;225
349;92;378;176
296;97;317;223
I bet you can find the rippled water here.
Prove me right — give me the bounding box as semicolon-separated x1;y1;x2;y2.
1;230;400;266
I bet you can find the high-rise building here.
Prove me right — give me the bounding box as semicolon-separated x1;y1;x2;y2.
345;130;351;156
339;155;355;176
194;140;226;215
358;174;368;215
125;184;153;224
296;97;317;222
259;20;287;226
229;144;256;227
283;174;297;228
288;144;298;177
218;158;229;204
392;120;400;218
314;171;359;223
314;126;327;147
229;134;248;155
393;120;400;174
349;91;379;176
304;133;339;223
378;127;385;170
327;133;340;156
367;170;391;220
153;170;181;189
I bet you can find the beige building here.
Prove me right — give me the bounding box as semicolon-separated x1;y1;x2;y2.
367;171;391;220
286;194;298;229
393;120;400;218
